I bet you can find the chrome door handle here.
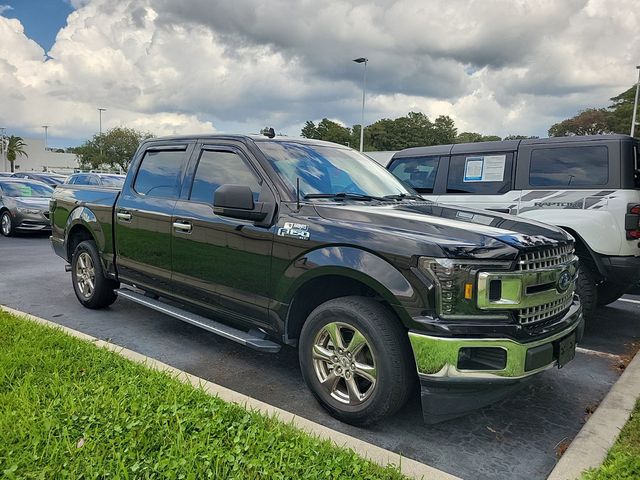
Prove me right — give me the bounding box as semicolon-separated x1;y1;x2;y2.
172;221;192;233
116;212;132;222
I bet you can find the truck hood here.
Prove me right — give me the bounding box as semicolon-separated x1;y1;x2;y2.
313;201;572;260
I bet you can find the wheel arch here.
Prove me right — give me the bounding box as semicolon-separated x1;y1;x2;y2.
64;207;104;261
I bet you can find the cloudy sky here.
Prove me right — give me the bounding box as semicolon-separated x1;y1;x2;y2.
0;0;638;148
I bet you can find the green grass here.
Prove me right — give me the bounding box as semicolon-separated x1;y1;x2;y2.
0;311;405;479
582;399;640;480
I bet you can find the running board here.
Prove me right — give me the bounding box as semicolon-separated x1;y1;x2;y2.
117;288;281;353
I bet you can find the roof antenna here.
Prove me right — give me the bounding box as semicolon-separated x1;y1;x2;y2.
296;177;301;210
261;127;276;138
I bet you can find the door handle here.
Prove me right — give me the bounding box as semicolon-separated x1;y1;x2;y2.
117;211;132;222
172;221;192;233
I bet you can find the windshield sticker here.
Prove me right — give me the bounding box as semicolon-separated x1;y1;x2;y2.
277;222;310;241
19;185;32;197
463;155;506;182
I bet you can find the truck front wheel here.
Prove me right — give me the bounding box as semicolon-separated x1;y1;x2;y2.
596;282;629;307
71;240;118;309
298;296;415;426
576;261;598;321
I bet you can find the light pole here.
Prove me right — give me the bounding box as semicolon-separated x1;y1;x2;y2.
353;57;368;152
98;108;106;135
631;66;640;138
0;127;5;171
42;125;49;150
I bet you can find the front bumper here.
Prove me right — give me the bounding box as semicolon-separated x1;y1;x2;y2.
409;302;583;423
15;211;50;231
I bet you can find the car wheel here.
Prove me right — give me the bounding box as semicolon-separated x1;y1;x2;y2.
596;282;629;307
71;240;119;309
298;296;415;426
1;211;14;237
576;261;598;321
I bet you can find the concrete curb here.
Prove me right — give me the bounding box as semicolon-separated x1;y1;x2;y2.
547;348;640;480
1;305;460;480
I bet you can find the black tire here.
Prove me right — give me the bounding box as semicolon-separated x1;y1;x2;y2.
576;261;598;321
71;240;119;309
596;282;629;307
1;211;14;237
298;296;415;426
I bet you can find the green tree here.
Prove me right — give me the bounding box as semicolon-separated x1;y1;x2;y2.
432;115;457;145
315;119;351;146
301;121;319;139
455;132;501;143
71;127;153;171
6;135;28;172
503;134;539;140
548;108;612;137
607;86;637;137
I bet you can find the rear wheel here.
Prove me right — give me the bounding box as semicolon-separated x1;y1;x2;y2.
298;296;415;426
71;240;118;309
1;211;14;237
596;282;629;307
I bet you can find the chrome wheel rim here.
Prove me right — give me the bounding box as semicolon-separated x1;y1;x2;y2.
312;322;377;405
75;252;96;298
1;214;10;235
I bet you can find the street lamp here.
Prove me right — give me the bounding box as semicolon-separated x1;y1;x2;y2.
0;127;5;171
42;125;49;150
631;66;640;138
353;57;368;152
98;108;106;135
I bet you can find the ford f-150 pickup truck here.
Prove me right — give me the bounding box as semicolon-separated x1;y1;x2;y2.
50;133;584;425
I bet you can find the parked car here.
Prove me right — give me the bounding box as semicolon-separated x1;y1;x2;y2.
387;134;640;320
64;173;125;188
50;134;583;425
11;172;67;187
0;172;14;177
0;178;54;236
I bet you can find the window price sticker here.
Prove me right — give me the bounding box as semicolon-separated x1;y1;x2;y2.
463;155;506;182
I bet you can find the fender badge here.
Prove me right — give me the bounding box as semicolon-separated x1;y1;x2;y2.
277;222;310;241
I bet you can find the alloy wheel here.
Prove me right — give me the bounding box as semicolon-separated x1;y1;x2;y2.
75;252;96;298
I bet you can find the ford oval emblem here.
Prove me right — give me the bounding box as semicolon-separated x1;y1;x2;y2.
557;270;572;292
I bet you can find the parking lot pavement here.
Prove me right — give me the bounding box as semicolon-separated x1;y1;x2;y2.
1;235;638;480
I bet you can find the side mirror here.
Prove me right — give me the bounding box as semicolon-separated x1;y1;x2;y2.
213;184;267;222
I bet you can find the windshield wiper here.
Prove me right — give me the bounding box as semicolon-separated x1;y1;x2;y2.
303;192;387;201
382;193;424;201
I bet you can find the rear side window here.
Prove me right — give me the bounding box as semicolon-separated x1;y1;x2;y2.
447;153;513;194
133;149;186;198
389;156;440;192
529;146;608;187
189;149;261;204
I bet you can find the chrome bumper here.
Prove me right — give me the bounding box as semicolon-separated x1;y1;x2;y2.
408;301;583;382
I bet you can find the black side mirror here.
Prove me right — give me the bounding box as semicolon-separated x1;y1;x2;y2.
214;184;267;221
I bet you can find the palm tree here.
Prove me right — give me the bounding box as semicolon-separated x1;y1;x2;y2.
6;136;28;172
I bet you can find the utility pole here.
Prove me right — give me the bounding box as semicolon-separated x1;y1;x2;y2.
631;66;640;138
42;125;49;150
98;108;106;135
353;57;368;152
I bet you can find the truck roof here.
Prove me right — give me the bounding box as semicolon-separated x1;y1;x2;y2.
391;134;636;159
140;134;349;149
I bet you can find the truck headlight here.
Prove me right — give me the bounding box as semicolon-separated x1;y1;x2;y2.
418;257;512;317
17;207;41;215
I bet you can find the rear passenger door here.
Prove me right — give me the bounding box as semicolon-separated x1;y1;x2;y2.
440;151;519;214
170;143;275;327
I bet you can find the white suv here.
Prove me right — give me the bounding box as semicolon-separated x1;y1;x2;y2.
387;134;640;320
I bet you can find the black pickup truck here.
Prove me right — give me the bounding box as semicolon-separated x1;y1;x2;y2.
50;134;584;425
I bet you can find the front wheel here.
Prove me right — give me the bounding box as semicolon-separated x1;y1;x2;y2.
596;282;629;307
1;211;14;237
298;296;415;426
71;240;118;309
576;261;598;321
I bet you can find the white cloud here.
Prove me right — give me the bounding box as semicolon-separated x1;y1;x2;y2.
0;0;638;145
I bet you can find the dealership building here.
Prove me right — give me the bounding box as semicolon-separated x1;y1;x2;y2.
2;138;78;174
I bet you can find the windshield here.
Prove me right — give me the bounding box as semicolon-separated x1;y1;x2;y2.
0;181;54;198
257;141;415;199
100;175;125;187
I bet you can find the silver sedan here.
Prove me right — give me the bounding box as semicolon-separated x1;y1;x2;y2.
0;179;53;236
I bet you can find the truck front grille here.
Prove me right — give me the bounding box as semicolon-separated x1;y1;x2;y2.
518;291;574;325
517;243;574;271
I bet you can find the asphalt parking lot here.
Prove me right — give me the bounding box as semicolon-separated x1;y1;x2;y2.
2;234;639;480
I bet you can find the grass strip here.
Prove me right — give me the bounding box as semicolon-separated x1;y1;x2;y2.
582;399;640;479
0;311;406;479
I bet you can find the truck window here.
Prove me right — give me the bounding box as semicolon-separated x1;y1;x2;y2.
446;153;513;194
189;150;261;204
133;150;186;198
529;146;608;187
388;156;439;192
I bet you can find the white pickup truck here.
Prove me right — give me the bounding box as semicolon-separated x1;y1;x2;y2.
388;134;640;320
